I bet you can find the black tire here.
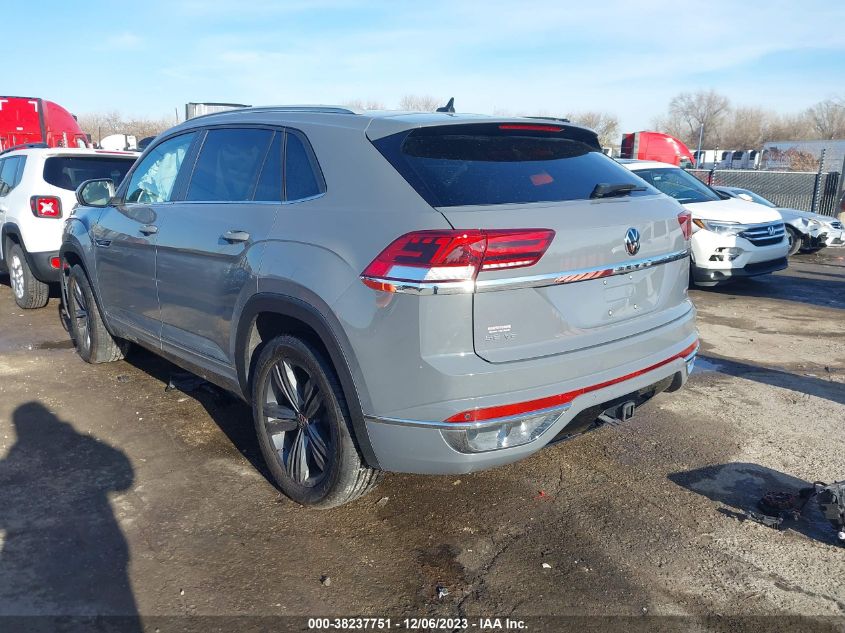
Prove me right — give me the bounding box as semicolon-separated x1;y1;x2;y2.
66;264;128;363
785;226;803;257
252;335;381;508
6;243;49;309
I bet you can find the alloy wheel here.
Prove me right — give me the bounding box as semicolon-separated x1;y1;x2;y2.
262;357;332;487
70;279;91;352
10;255;24;299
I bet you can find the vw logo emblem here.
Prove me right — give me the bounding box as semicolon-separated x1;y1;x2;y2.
767;225;775;236
624;227;641;256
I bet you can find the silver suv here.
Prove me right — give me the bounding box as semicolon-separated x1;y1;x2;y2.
62;107;698;507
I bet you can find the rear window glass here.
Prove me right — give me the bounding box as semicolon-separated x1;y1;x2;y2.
373;124;655;207
43;156;134;191
254;132;283;202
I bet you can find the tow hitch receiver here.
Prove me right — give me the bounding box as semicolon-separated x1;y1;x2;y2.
597;400;637;426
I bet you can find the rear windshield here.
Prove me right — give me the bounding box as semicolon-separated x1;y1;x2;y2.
43;155;135;191
372;124;655;207
632;167;721;204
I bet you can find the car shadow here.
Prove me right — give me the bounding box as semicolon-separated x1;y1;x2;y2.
123;348;274;486
0;402;141;628
701;272;845;310
668;463;838;546
695;354;845;406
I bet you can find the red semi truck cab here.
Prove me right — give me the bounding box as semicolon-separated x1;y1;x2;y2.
0;96;89;151
620;131;695;168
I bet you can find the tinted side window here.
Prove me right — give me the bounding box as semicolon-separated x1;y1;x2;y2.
284;132;324;201
253;132;283;202
186;128;273;202
125;133;196;203
0;157;21;197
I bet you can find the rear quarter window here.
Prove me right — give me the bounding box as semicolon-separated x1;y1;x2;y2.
373;123;655;207
284;131;324;201
43;156;135;191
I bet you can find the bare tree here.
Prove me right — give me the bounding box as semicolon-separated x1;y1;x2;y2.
765;111;815;141
342;99;386;111
720;107;770;148
565;111;620;147
650;112;688;144
666;89;730;147
398;94;442;112
77;111;175;145
805;97;845;140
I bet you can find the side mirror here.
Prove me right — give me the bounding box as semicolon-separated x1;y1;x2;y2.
76;178;115;208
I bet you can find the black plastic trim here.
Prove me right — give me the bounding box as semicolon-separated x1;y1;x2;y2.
235;293;380;469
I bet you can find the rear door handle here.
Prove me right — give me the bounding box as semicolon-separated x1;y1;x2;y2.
223;229;250;243
139;224;158;235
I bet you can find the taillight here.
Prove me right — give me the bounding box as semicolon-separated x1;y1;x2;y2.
361;229;555;292
30;196;62;218
678;211;692;240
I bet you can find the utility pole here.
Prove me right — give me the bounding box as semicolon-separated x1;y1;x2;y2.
695;123;704;168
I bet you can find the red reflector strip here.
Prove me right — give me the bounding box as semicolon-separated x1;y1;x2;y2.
49;257;61;269
445;341;699;423
498;124;563;132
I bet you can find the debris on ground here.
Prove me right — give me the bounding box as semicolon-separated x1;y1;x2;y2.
165;371;228;401
116;375;130;383
320;575;332;587
435;585;449;599
542;562;552;569
376;496;390;508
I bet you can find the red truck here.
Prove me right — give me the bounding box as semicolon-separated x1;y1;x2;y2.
620;131;695;168
0;96;89;151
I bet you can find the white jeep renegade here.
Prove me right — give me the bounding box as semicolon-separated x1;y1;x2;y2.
0;145;136;308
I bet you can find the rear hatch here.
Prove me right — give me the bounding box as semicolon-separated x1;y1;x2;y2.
371;122;691;363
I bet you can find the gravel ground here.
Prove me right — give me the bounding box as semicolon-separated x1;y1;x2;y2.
0;251;842;632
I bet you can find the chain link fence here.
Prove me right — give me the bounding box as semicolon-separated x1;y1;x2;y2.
688;169;842;216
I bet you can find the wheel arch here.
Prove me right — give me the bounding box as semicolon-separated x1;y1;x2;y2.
235;292;380;469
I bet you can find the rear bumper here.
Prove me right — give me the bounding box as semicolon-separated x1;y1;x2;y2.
364;333;698;475
692;257;788;284
27;250;61;283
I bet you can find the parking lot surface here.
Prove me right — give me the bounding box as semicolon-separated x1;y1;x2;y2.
0;252;843;629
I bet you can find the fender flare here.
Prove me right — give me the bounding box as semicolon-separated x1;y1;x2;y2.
235;292;380;469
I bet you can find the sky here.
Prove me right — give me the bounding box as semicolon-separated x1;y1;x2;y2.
4;0;844;132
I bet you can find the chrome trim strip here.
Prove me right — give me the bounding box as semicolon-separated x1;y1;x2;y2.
365;403;573;431
475;248;689;293
361;248;689;296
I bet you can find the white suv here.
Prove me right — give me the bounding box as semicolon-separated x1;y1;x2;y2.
621;160;789;286
0;145;137;308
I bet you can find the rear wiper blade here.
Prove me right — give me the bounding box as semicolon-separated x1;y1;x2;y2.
590;183;646;199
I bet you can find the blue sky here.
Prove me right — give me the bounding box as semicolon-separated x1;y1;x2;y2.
4;0;844;131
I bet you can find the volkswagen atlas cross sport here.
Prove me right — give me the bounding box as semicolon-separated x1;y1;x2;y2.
61;106;698;507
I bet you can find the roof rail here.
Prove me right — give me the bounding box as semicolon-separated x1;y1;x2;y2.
0;142;49;156
187;105;361;121
247;105;361;115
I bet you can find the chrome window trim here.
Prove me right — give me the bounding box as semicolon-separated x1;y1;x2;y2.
360;248;689;295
